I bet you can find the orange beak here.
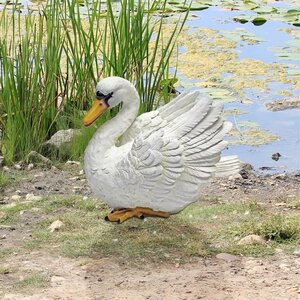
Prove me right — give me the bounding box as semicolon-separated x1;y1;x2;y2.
83;99;108;127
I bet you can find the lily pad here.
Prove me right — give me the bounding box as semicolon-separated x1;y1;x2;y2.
251;17;267;26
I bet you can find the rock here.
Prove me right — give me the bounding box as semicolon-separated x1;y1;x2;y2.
14;164;22;170
0;211;7;220
2;166;9;171
11;195;21;201
48;220;65;232
229;174;243;181
237;234;265;245
275;202;286;207
293;249;300;256
42;129;81;159
79;169;85;175
66;160;80;165
27;163;34;170
265;95;300;112
25;194;42;201
216;253;240;262
272;173;287;180
272;152;281;161
241;163;253;171
27;151;52;168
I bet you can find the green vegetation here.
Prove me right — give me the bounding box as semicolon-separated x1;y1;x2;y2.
15;272;50;290
1;194;299;263
0;0;187;163
0;171;9;187
0;267;10;274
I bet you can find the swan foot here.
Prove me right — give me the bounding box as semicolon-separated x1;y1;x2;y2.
104;207;170;223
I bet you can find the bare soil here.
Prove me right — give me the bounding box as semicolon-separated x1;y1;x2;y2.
1;163;300;300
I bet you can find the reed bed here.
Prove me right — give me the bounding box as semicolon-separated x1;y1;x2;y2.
0;0;188;162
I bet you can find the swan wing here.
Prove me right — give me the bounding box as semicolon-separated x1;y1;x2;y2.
116;92;235;212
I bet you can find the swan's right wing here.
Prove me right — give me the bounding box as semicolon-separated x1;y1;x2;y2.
116;92;238;212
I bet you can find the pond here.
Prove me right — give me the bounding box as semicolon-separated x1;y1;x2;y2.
176;5;300;173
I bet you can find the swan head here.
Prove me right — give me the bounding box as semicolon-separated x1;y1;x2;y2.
83;76;136;127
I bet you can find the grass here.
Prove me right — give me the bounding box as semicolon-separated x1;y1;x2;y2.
0;171;9;188
0;195;292;262
1;192;299;263
15;272;50;290
0;0;188;163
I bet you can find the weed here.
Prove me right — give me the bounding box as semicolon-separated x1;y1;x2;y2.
15;272;50;290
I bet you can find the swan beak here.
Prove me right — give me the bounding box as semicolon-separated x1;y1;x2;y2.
83;99;108;127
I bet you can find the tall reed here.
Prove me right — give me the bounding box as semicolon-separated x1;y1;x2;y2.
0;2;64;162
0;0;188;162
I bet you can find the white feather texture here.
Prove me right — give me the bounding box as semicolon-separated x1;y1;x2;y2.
84;77;239;214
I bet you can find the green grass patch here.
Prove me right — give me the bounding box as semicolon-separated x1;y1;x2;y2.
0;266;10;274
15;272;50;290
0;248;14;260
0;171;9;188
14;195;299;262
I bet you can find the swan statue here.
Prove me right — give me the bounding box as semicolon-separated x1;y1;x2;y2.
83;76;239;223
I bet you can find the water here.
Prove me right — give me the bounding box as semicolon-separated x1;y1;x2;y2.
185;7;300;173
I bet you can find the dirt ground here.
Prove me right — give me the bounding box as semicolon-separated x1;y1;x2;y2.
1;163;300;300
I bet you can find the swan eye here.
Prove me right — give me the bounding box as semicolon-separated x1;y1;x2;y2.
96;91;104;99
96;91;113;102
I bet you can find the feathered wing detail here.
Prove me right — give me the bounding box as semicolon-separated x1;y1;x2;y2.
215;155;240;178
116;92;236;213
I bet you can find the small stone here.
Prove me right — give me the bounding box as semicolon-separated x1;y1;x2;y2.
272;152;281;161
48;220;65;232
293;249;300;256
0;211;7;220
14;164;22;170
279;263;289;270
66;160;80;165
237;234;265;245
25;194;42;201
11;195;21;201
216;253;240;262
275;202;286;207
0;234;6;239
27;163;34;170
3;166;10;171
79;169;85;175
273;173;287;180
51;276;66;283
229;174;243;181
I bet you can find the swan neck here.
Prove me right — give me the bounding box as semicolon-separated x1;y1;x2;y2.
89;94;139;152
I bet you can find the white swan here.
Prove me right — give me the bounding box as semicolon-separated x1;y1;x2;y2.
83;76;239;223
